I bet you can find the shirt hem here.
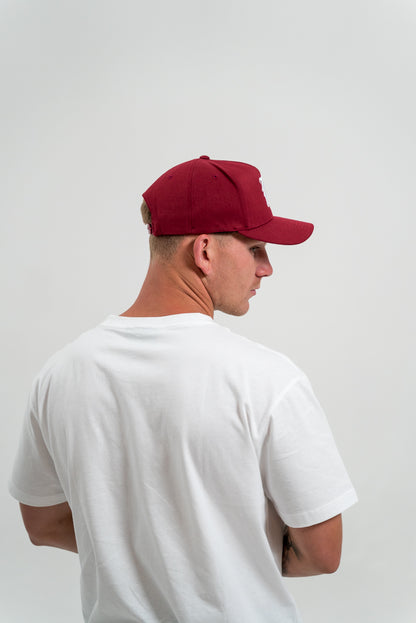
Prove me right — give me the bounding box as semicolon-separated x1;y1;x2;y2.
282;488;358;528
8;481;67;507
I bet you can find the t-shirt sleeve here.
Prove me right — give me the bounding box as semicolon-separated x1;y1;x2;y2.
260;375;357;528
9;390;67;507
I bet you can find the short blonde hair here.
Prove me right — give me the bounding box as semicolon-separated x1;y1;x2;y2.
140;200;183;260
140;200;234;260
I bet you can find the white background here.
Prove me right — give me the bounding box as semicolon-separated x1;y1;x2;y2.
1;1;415;621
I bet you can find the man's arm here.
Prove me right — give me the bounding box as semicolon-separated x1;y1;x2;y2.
282;514;342;577
19;502;78;553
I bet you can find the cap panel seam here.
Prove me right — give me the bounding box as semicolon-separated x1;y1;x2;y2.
188;159;198;233
207;161;247;228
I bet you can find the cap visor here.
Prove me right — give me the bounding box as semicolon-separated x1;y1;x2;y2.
238;216;314;245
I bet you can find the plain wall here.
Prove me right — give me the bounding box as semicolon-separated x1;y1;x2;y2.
1;1;415;621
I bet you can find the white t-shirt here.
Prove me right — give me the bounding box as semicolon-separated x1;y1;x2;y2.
10;314;357;623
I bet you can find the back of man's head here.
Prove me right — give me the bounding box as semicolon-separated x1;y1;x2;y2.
140;200;184;260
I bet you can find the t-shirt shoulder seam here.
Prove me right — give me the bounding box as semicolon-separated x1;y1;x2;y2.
257;374;307;434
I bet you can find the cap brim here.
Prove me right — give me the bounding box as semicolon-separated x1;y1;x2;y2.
238;216;314;245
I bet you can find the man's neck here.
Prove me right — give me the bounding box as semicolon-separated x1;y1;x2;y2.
121;257;214;318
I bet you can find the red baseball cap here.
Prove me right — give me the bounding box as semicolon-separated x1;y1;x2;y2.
142;155;314;245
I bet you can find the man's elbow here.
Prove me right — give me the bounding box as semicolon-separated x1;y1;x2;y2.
28;534;42;546
318;554;341;575
22;514;59;547
313;546;342;574
26;526;50;547
303;514;343;574
283;515;343;577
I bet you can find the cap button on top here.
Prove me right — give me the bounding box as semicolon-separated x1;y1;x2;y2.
199;155;210;159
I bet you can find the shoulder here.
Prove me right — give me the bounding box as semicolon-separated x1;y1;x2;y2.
208;321;305;389
213;321;299;366
32;324;104;395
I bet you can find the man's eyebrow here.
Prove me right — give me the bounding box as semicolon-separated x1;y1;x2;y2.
248;240;267;246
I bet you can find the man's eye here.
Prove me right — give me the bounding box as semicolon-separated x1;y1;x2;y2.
250;246;260;254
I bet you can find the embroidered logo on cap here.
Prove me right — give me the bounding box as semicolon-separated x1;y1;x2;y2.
259;176;270;207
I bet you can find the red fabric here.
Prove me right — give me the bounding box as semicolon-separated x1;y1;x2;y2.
143;156;314;245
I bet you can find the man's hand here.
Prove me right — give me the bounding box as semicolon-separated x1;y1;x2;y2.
282;514;342;577
20;501;78;553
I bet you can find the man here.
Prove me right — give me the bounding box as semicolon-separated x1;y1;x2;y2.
10;156;357;622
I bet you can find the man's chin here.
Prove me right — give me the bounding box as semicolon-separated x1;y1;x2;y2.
220;303;250;317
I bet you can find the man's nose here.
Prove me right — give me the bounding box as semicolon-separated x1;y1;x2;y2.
256;254;273;278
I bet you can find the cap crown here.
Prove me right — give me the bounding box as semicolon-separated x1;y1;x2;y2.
143;156;272;236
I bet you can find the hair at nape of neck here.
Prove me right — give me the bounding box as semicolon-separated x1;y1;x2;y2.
140;200;183;260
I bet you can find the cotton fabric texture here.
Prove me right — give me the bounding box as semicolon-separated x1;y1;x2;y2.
9;314;357;623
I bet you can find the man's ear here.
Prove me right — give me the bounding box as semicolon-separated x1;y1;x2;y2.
193;234;214;276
